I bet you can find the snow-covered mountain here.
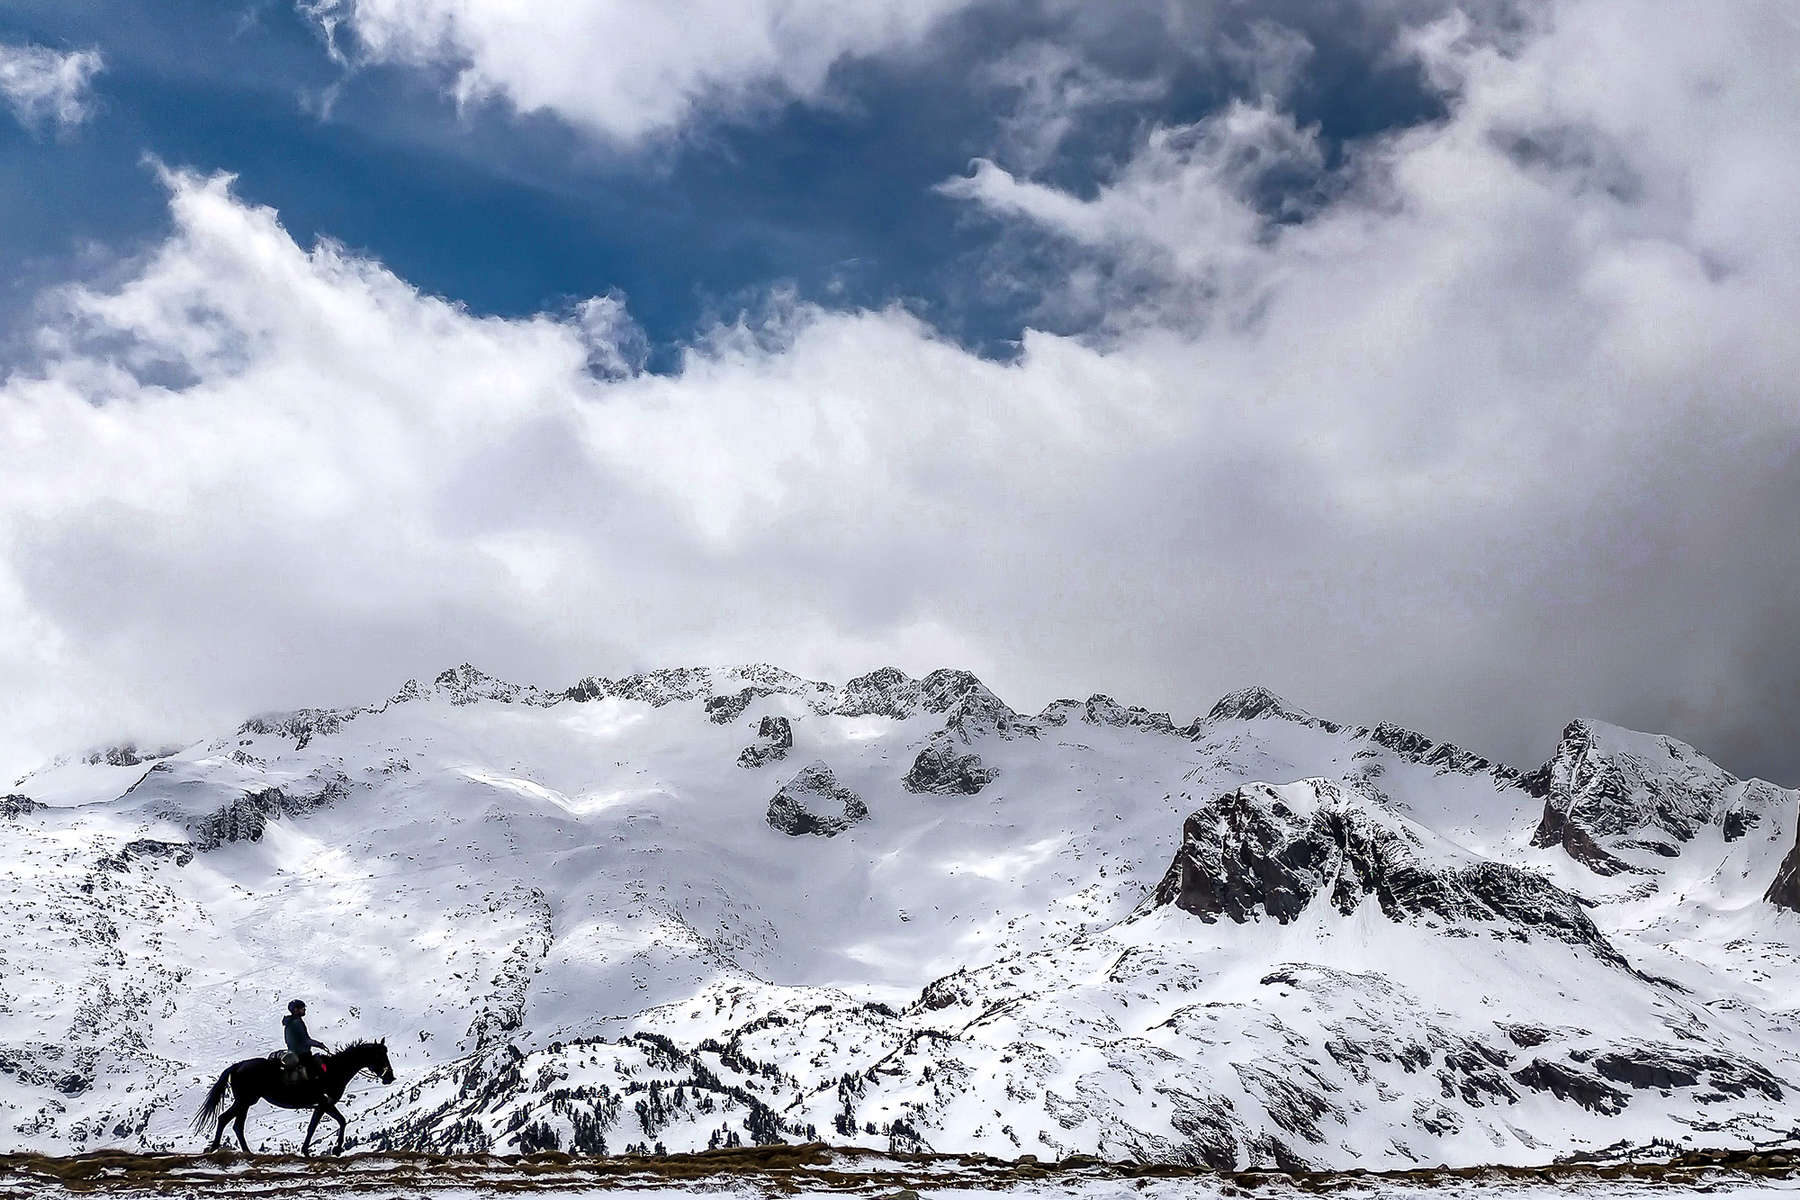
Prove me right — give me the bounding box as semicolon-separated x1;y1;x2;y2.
5;665;1800;1167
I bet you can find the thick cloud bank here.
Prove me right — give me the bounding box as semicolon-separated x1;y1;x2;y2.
302;0;973;143
0;42;103;131
4;0;1798;783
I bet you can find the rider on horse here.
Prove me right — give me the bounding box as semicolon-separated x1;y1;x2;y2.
283;999;329;1083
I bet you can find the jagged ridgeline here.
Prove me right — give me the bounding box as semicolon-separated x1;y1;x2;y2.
6;665;1800;1167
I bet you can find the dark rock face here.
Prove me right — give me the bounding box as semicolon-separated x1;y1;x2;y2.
185;776;350;851
239;707;358;749
1767;821;1800;911
1524;719;1789;878
79;743;181;768
941;688;1027;740
1079;695;1177;734
1232;1061;1341;1144
1205;686;1308;724
1528;805;1634;876
829;667;1005;721
1153;781;1626;964
902;742;997;795
388;664;551;707
1584;1044;1780;1100
737;716;794;768
832;667;921;719
767;762;868;837
1722;806;1759;842
707;688;773;725
0;794;41;819
95;838;194;871
1511;1059;1629;1115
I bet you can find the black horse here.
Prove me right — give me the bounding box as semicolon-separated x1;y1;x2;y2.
193;1039;396;1155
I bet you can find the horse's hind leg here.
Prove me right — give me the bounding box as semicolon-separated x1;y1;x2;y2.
232;1104;251;1153
209;1100;242;1152
302;1105;325;1156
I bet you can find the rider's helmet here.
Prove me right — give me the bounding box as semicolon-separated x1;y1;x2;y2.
289;999;306;1014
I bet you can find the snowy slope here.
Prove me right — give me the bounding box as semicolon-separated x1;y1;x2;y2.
4;665;1800;1167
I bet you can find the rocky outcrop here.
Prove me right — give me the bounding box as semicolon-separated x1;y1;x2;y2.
1039;694;1179;734
1512;1059;1629;1114
239;706;360;749
78;743;180;768
183;775;350;850
95;838;194;871
0;794;41;820
1153;780;1626;963
390;664;553;708
1528;719;1793;879
1353;722;1510;778
1528;805;1635;876
1767;819;1800;911
1204;687;1343;733
737;716;794;768
707;687;773;724
828;667;1004;721
902;742;996;795
767;762;868;837
1587;1043;1780;1100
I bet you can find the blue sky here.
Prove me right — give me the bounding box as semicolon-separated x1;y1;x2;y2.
0;0;1446;363
3;1;1798;786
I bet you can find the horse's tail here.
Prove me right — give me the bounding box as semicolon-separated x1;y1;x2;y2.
191;1065;235;1134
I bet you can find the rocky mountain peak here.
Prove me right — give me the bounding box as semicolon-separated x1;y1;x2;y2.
1527;718;1785;878
1152;779;1627;963
1206;686;1302;723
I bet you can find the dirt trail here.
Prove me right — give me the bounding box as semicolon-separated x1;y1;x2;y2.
4;1143;1799;1198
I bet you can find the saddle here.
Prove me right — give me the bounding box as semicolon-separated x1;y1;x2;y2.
269;1050;325;1087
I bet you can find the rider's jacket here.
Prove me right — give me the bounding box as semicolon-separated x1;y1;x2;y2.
283;1013;325;1059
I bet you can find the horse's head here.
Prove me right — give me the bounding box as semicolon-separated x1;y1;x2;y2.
371;1039;395;1085
339;1038;396;1085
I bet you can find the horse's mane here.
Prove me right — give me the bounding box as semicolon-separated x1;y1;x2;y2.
333;1038;385;1056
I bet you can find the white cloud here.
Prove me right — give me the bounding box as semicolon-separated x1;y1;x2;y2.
0;43;103;131
4;0;1799;783
301;0;973;143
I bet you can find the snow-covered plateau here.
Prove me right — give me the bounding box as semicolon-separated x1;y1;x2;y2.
5;664;1800;1169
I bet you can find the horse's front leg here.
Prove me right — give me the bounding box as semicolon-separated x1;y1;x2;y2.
326;1103;347;1155
302;1105;325;1156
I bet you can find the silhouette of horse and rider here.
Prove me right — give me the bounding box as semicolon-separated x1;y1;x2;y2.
194;1000;396;1155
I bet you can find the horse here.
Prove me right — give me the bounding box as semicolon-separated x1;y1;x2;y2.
193;1039;396;1155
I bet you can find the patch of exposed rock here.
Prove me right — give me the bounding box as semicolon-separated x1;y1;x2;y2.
767;762;868;837
829;667;1005;721
181;775;351;851
80;743;180;768
707;687;775;724
1204;686;1343;733
1153;780;1626;965
0;794;41;820
95;838;194;871
1511;1059;1629;1114
1037;694;1178;734
1586;1042;1781;1101
1767;822;1800;911
238;706;360;749
390;664;554;708
737;716;794;768
903;741;996;795
1526;720;1797;884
